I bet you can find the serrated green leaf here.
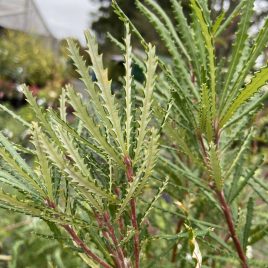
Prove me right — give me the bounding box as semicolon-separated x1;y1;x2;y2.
134;44;157;163
220;66;268;127
143;0;190;61
124;24;133;154
48;110;104;157
219;0;254;110
224;18;268;111
59;88;67;122
0;104;31;128
0;133;44;196
0;170;38;198
135;0;197;98
191;0;216;116
85;30;126;155
116;128;159;221
214;0;245;37
31;122;53;200
212;11;225;35
66;38;113;135
228;156;263;204
22;85;59;142
199;83;213;142
208;143;223;191
66;84;123;166
34;124;113;207
170;0;200;82
140;176;168;224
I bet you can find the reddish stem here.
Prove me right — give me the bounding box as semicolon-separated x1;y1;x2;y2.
103;212;126;268
95;213;122;268
216;190;248;268
46;199;112;268
124;156;140;268
115;187;126;239
63;224;113;268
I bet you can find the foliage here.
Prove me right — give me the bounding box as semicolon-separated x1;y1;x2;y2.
0;0;268;267
0;30;68;104
0;210;85;268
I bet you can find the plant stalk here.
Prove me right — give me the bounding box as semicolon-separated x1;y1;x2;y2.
46;199;112;268
95;213;123;268
63;224;113;268
124;155;140;268
216;190;248;268
103;211;127;268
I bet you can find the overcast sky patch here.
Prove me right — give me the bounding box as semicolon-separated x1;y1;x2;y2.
35;0;101;43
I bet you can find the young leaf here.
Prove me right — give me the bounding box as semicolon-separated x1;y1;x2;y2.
190;0;216;116
208;143;223;191
199;83;213;142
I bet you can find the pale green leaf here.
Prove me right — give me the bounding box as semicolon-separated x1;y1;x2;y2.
220;66;268;127
134;44;157;162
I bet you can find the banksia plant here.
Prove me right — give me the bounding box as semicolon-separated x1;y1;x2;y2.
0;24;160;268
1;0;268;267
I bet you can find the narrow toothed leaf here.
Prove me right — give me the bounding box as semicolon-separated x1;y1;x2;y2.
224;129;253;181
31;122;53;200
225;18;268;111
143;0;190;61
170;0;201;82
136;0;195;95
0;132;44;195
199;84;213;142
66;39;112;132
53;121;92;179
208;143;223;191
135;128;159;195
48;110;104;157
0;190;43;215
214;0;245;37
85;30;126;155
212;11;225;35
59;88;67;122
220;66;268;127
228;157;262;204
0;103;31;128
0;170;38;198
220;0;254;110
22;85;58;142
134;44;157;162
191;0;216;116
66;84;123;166
140;176;169;224
115;178;139;222
124;24;133;153
34;125;114;206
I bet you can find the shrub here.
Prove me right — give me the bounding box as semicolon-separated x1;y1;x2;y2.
0;0;268;267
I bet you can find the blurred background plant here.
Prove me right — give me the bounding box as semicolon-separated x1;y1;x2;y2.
0;30;71;106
